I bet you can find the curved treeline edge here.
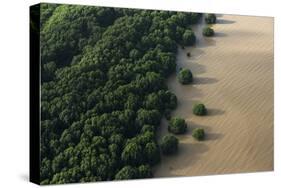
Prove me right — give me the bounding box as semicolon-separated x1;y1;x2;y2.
40;3;201;184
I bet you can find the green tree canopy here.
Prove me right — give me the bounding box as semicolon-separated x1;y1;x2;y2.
192;128;205;141
193;103;207;116
182;30;196;46
160;135;179;155
177;68;193;84
38;3;202;184
121;142;143;165
205;14;216;24
168;117;187;134
203;26;215;37
115;166;138;180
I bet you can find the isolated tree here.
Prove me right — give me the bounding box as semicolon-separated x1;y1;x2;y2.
192;128;205;141
177;68;193;84
202;26;215;37
193;103;207;116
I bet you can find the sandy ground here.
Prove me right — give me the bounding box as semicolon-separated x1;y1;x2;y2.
154;14;274;177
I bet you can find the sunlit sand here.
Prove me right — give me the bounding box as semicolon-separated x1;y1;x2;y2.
155;14;273;177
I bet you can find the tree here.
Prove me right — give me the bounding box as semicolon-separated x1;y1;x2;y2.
144;142;161;165
193;103;207;116
192;128;205;141
182;30;196;46
202;26;214;37
138;165;153;178
160;135;179;155
177;68;193;84
121;142;143;165
39;4;203;184
205;14;216;24
109;134;124;146
136;109;161;127
115;166;138;180
141;124;155;133
168;117;187;134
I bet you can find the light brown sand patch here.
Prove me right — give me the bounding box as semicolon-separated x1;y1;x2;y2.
155;14;273;177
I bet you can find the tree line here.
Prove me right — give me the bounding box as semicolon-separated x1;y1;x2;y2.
39;3;202;184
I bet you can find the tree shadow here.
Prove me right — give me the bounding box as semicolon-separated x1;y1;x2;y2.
205;133;224;141
216;14;224;17
156;142;209;176
184;48;205;60
173;98;203;119
196;37;216;48
187;121;211;130
187;121;224;142
217;19;236;24
207;108;225;116
215;32;227;37
193;77;218;85
176;59;207;76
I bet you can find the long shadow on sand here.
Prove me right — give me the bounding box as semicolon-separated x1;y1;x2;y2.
217;19;236;24
157;142;209;177
188;121;213;132
215;32;227;37
205;133;224;141
187;121;224;141
193;77;218;85
195;37;217;49
207;108;225;116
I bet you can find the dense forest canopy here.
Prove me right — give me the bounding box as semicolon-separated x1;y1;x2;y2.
39;3;202;184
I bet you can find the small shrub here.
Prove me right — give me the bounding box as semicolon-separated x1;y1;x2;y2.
192;128;205;141
168;117;187;134
177;68;193;84
193;103;207;116
160;135;179;155
203;27;214;37
205;14;216;24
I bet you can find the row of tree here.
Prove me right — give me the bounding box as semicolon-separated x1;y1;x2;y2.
168;14;218;144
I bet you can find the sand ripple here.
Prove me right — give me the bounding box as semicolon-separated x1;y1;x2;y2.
154;14;273;177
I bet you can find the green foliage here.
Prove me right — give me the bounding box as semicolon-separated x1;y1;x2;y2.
115;166;138;180
177;68;193;84
144;142;161;165
121;142;143;165
138;165;153;178
39;3;202;184
168;117;187;134
202;26;214;37
182;30;196;46
160;135;179;155
193;103;207;116
205;14;216;24
192;128;205;141
136;109;161;127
